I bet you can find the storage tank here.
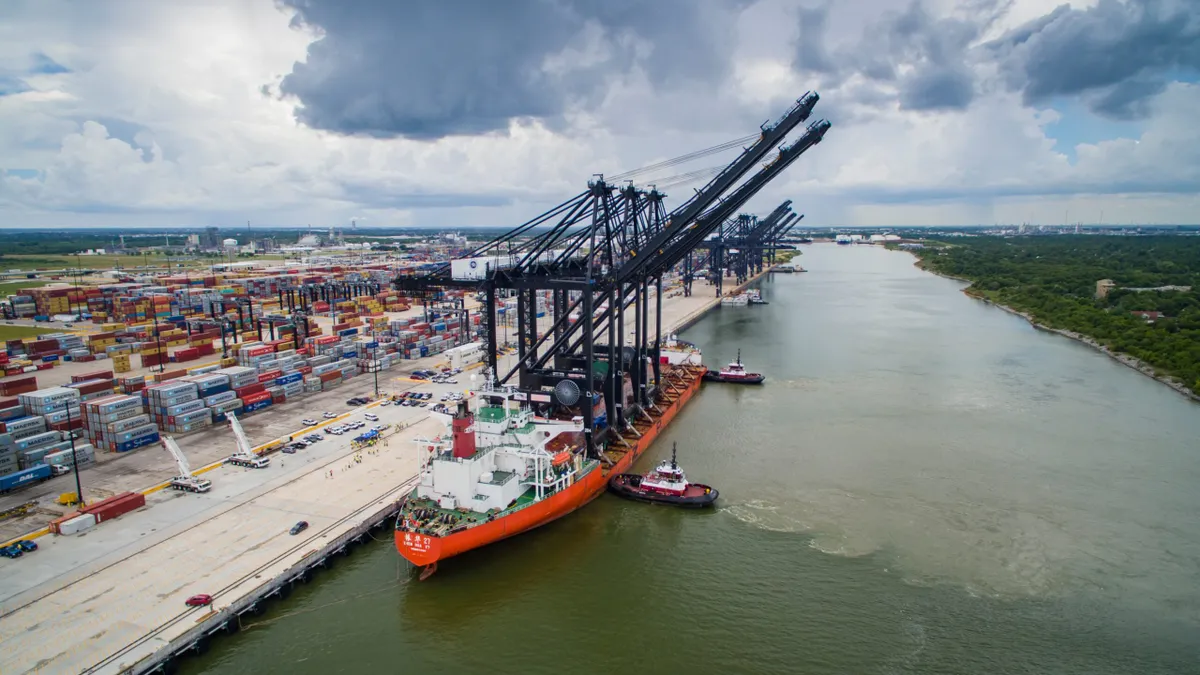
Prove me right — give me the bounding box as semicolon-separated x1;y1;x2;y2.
222;238;238;248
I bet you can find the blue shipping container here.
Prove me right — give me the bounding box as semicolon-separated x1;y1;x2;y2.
338;328;359;337
43;355;60;362
243;399;273;414
116;433;160;453
274;373;303;386
342;351;357;360
0;464;52;492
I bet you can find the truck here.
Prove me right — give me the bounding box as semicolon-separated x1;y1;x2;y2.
224;412;269;469
0;464;60;493
160;436;212;493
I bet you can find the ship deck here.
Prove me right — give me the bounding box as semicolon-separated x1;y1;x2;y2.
399;460;599;536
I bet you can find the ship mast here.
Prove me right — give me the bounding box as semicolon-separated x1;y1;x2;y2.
671;441;677;470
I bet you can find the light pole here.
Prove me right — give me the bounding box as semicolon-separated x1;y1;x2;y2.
371;343;380;398
67;402;85;506
152;314;165;373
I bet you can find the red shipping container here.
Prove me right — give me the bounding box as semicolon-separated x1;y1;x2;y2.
241;390;272;405
159;369;186;381
297;365;312;375
272;392;286;404
174;348;199;362
196;342;215;356
73;380;113;395
257;370;282;383
141;352;166;367
319;371;341;383
235;383;265;398
247;346;273;357
86;492;146;523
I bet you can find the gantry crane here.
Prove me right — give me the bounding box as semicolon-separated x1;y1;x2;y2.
394;91;832;457
161;436;212;493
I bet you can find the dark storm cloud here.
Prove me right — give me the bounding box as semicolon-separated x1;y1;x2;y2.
278;0;746;140
793;1;984;111
988;0;1200;118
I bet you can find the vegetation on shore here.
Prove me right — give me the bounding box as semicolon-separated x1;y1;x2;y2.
911;236;1200;395
0;324;61;341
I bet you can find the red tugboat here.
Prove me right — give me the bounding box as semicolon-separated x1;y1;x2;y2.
702;350;765;384
608;443;718;508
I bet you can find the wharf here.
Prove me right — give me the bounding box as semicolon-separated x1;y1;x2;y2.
0;414;441;675
0;267;773;674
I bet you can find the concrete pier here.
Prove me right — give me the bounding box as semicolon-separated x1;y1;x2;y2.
0;267;777;674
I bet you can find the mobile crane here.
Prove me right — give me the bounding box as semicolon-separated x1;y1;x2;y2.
161;436;212;493
224;412;270;468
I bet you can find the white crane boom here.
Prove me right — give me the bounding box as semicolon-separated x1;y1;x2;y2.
160;436;212;493
162;436;193;476
226;411;255;458
224;411;270;468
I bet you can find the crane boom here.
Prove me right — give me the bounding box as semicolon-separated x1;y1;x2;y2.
613;91;820;282
160;436;212;493
224;412;270;468
162;436;193;476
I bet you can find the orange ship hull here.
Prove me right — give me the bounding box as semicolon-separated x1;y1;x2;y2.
396;365;706;568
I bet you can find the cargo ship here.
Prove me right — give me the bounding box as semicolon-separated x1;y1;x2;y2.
395;346;706;577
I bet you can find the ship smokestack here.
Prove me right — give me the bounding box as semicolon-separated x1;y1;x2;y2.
452;399;476;459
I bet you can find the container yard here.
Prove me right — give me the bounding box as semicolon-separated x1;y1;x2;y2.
0;266;769;675
1;90;823;675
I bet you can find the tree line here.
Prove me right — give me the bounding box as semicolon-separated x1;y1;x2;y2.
911;236;1200;395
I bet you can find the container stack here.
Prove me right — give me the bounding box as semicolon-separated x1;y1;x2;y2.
12;428;63;469
145;381;211;435
44;441;96;470
19;386;81;419
0;434;18;476
82;394;157;452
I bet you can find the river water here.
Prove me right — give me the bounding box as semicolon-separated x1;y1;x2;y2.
187;244;1200;675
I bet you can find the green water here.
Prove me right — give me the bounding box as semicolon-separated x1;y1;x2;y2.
187;245;1200;675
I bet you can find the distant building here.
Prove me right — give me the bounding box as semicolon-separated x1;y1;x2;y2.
1131;311;1165;322
1095;279;1116;299
201;226;220;249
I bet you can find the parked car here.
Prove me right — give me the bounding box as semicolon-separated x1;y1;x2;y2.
364;413;378;421
323;412;337;419
0;544;22;559
185;594;213;607
281;446;297;454
17;540;37;553
301;418;317;426
290;521;309;535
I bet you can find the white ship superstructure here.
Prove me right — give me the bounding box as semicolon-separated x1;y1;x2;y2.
414;386;587;514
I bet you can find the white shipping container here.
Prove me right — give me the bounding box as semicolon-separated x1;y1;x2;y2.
59;513;97;535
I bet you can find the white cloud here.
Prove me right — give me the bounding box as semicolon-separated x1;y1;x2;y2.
0;0;1196;229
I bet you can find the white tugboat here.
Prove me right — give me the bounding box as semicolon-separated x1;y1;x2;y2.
702;349;766;384
608;443;718;508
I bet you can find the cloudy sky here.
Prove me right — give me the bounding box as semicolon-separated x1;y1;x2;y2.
1;0;1197;229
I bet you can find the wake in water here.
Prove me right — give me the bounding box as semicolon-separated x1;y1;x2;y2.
722;498;882;558
719;493;1076;599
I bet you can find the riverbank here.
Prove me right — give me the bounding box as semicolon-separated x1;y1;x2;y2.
910;255;1200;404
